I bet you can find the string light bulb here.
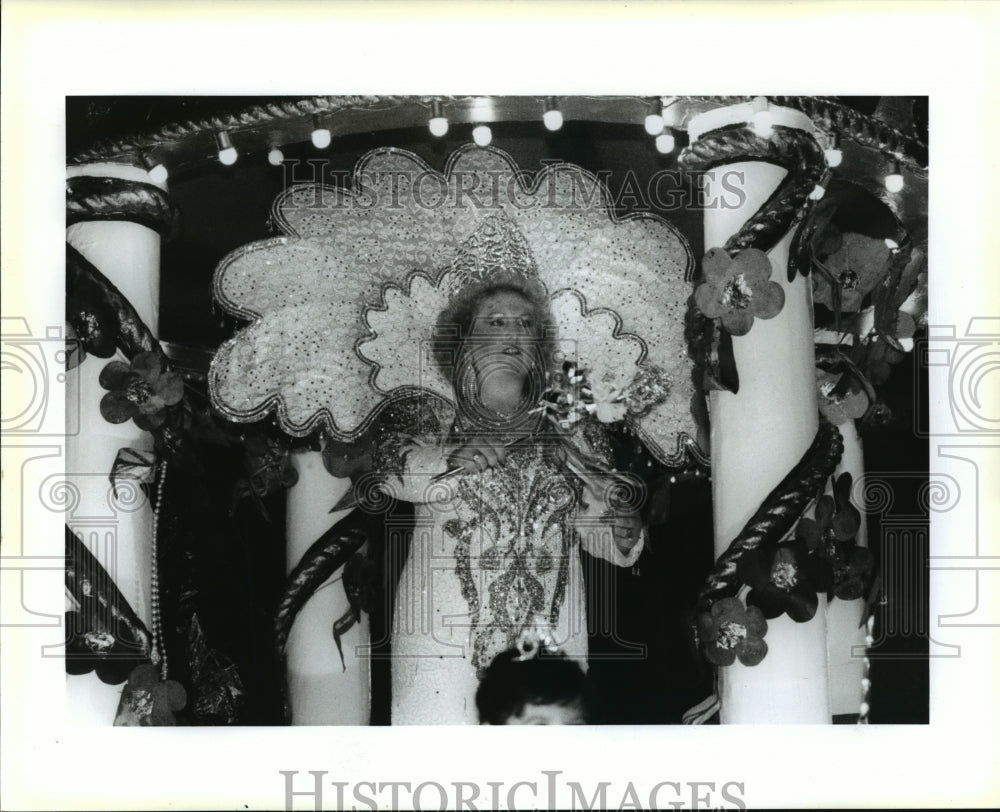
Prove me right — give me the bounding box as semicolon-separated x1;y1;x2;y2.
644;99;664;136
884;237;900;251
268;147;284;166
428;100;449;137
655;130;676;154
472;124;492;146
809;184;826;201
311;117;332;150
885;160;904;193
825;132;843;168
142;154;168;184
543;97;563;132
215;132;238;166
750;97;774;138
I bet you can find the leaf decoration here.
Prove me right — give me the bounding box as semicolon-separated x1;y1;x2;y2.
274;517;369;658
185;613;246;724
65;525;151;683
109;447;157;499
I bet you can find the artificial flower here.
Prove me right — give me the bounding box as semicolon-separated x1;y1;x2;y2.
113;664;187;726
694;247;785;336
243;434;298;496
812;232;893;313
815;369;870;425
99;352;184;431
696;596;768;667
586;377;628;423
738;540;833;622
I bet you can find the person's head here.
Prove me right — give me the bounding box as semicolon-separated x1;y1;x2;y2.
434;279;555;421
475;648;596;725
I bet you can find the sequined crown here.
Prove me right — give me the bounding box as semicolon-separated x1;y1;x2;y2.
442;215;540;300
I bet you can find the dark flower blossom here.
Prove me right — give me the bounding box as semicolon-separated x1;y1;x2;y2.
99;352;184;431
813;232;893;313
796;473;874;601
113;664;187;726
696;596;768;667
694;247;785;337
738;540;832;623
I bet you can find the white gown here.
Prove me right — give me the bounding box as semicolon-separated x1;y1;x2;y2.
381;420;642;725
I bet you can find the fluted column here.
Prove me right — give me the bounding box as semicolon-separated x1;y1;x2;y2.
285;450;370;724
693;103;831;723
64;163;164;723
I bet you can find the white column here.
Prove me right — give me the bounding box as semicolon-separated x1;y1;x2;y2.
285;450;371;725
826;419;868;716
694;103;831;723
64;163;165;723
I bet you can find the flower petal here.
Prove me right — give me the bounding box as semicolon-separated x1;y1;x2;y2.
158;373;185;405
815;495;835;531
722;308;755;337
701;247;734;284
796;517;821;550
131;352;162;378
736;636;768;667
735;248;773;285
704;644;737;667
100;392;135;424
832;505;862;541
134;411;165;431
694;282;726;319
742;605;768;637
746;587;787;620
697;612;717;644
752;282;785;320
98;361;132;392
784;588;819;622
736;548;771;589
711;596;746;623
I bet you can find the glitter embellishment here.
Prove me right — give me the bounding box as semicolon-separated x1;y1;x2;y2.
721;273;753;310
770;561;799;591
716;620;748;651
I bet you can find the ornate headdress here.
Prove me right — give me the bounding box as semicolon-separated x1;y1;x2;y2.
209;145;704;466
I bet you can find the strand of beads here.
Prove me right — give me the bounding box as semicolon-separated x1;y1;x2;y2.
150;461;168;679
858;613;875;724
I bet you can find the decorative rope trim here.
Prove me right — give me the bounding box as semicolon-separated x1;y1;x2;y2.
69;95;468;166
67;176;180;239
679;124;827;258
859;613;874;724
697;419;844;611
66;243;167;365
671;95;927;171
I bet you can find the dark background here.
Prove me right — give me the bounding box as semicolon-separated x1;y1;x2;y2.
67;97;929;724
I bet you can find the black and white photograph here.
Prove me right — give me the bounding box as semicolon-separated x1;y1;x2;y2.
2;2;998;810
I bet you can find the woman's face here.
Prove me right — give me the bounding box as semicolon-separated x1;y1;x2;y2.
462;290;542;399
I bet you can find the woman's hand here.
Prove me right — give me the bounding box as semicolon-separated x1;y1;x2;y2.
607;508;644;555
447;436;509;474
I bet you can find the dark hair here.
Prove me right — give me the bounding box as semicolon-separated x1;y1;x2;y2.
432;277;556;388
475;648;597;725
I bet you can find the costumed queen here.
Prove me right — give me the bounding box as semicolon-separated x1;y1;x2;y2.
207;145;701;725
376;216;648;724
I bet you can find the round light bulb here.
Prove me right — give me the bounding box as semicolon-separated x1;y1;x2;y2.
268;147;284;166
218;147;238;166
751;110;774;138
472;125;492;146
824;148;843;168
147;164;168;184
809;184;826;201
884;238;899;251
311;128;332;149
655;132;675;154
543;109;563;131
885;171;904;193
644;113;664;136
429;116;449;137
